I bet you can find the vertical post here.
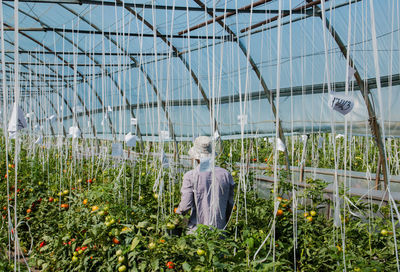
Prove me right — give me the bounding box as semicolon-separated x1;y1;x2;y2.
311;3;389;190
375;155;382;190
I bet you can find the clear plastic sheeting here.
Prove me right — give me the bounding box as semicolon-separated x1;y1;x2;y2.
0;0;399;140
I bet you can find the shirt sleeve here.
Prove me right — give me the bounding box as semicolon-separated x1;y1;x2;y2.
225;173;235;219
176;172;194;215
228;173;235;206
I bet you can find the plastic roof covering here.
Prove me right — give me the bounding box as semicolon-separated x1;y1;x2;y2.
0;0;399;142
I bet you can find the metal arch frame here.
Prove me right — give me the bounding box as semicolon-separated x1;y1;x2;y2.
119;2;222;143
4;39;80;136
3;62;59;135
2;28;94;139
309;2;389;186
60;4;176;152
26;3;147;149
59;5;146;151
5;73;56;136
1;0;309;14
190;0;291;170
2;3;104;139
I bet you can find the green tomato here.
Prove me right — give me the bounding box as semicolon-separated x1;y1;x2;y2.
72;256;78;262
118;265;127;272
166;223;175;230
98;210;105;216
73;252;78;256
116;249;123;256
148;242;156;250
118;256;125;263
381;229;388;236
310;210;317;217
231;171;237;177
197;248;206;256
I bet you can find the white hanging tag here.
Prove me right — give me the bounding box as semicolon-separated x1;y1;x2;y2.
8;103;27;132
335;134;344;139
347;65;356;82
237;114;248;126
9;132;17;139
199;157;212;172
101;114;107;126
25;112;34;119
68;126;81;138
111;143;123;157
34;135;43;145
213;131;220;140
107;105;113;112
318;136;324;149
48;115;57;122
329;93;354;115
130;118;137;125
124;133;137;147
276;138;286;152
160;130;170;140
301;134;308;144
263;137;267;141
161;152;169;169
57;137;63;147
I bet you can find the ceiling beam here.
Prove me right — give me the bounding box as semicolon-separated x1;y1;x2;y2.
3;61;136;67
1;0;308;14
2;26;233;40
4;50;176;57
53;73;400;123
179;0;272;35
240;0;325;33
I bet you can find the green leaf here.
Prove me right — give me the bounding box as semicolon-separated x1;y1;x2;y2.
82;238;92;246
182;262;191;271
130;237;140;251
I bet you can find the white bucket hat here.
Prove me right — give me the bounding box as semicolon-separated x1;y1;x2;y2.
188;136;216;160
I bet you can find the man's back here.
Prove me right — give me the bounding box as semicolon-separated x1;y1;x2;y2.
177;166;235;233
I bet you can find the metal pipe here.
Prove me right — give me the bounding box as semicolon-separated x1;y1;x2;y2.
178;0;272;35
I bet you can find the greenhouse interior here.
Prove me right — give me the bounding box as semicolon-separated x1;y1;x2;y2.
1;0;400;271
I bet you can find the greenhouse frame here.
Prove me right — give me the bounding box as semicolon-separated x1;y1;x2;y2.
1;0;400;271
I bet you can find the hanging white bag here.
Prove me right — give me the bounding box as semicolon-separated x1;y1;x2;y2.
69;126;81;138
111;143;123;157
328;93;354;115
8;103;27;132
124;133;137;147
276;138;286;152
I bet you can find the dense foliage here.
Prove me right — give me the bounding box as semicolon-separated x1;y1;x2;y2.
0;135;399;271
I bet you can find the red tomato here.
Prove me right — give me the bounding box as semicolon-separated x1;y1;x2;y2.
40;241;45;248
113;237;121;244
166;261;175;269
